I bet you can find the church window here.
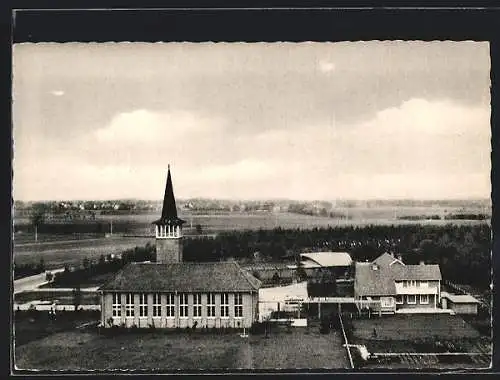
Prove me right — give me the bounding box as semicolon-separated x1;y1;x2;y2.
139;293;148;317
112;293;121;317
207;293;216;317
166;293;175;317
221;293;229;318
193;293;202;317
234;293;243;318
152;293;161;317
179;293;189;318
125;293;134;317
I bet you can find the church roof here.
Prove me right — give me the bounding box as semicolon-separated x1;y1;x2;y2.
99;262;262;293
153;166;186;225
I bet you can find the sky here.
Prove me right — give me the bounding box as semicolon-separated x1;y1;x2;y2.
12;42;491;201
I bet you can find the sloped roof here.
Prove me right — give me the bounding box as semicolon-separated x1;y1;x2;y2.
99;262;261;292
373;252;405;267
300;252;352;267
354;262;397;296
393;265;442;280
441;291;479;304
354;253;442;297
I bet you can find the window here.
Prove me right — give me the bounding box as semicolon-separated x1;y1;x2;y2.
139;293;148;317
395;295;403;304
180;293;189;318
420;294;429;304
152;294;161;316
193;294;202;317
152;293;161;317
419;281;428;288
234;293;243;318
381;297;394;307
221;293;229;318
112;293;121;317
166;293;175;317
409;280;417;287
207;293;216;317
125;293;134;317
407;295;416;304
402;281;408;288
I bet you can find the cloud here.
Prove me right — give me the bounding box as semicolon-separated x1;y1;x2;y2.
319;60;336;73
13;98;491;201
50;90;65;96
95;109;224;144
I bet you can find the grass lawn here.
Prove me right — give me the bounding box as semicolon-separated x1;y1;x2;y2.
352;314;481;342
348;314;491;369
14;310;100;346
15;327;349;371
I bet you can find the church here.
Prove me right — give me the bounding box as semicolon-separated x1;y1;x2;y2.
99;166;261;329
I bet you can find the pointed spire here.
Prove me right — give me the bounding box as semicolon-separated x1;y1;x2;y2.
153;165;185;225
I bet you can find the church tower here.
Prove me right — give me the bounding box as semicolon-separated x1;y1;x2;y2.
153;165;185;263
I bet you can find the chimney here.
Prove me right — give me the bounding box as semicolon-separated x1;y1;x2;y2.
419;260;425;265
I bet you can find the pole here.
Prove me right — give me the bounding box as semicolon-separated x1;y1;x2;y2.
35;225;38;242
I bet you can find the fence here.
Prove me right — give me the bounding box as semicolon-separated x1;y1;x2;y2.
338;312;354;369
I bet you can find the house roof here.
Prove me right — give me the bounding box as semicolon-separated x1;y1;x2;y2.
441;291;480;304
152;166;186;226
373;252;405;267
354;253;442;297
300;252;352;267
354;262;397;296
99;262;261;293
393;265;442;281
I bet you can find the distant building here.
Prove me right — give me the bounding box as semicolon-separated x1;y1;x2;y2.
354;253;442;314
99;166;261;329
287;251;353;277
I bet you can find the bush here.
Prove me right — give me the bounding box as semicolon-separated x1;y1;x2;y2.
319;317;330;334
249;322;266;335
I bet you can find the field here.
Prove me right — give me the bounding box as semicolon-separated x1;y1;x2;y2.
15;207;489;237
14;310;101;347
13;236;154;269
353;314;481;342
14;326;349;371
349;314;491;369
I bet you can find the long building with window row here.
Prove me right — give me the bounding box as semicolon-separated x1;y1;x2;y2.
100;261;260;328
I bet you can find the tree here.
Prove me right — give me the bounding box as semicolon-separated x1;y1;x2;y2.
272;271;281;284
72;285;82;311
296;261;307;282
82;257;91;270
30;203;47;242
195;224;203;235
37;258;45;272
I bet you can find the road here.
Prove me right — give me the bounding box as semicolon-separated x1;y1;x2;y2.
14;268;65;294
